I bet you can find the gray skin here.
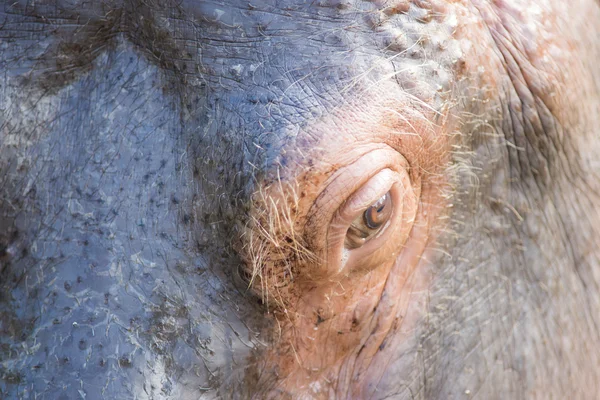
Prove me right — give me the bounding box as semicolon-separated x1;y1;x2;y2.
1;0;600;399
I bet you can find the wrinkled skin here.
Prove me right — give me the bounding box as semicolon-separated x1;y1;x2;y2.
1;0;600;398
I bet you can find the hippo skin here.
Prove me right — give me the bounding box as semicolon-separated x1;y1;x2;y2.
1;0;600;399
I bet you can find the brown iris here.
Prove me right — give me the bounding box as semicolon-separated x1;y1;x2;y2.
345;192;393;249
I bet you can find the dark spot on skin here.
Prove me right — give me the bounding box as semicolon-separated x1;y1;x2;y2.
2;370;22;384
182;214;191;224
316;308;326;326
78;340;87;350
59;357;69;366
119;357;132;368
85;314;98;324
351;317;361;332
104;293;110;305
64;281;71;291
83;239;89;246
77;276;83;284
99;359;106;367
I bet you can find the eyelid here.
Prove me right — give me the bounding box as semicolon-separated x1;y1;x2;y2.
338;169;397;222
307;146;410;232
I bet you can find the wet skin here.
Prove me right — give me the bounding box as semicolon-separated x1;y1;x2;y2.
1;0;600;399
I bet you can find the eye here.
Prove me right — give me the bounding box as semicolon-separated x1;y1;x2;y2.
345;192;393;249
303;147;419;277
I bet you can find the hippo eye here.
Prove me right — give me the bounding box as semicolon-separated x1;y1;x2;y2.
304;147;418;276
345;192;393;249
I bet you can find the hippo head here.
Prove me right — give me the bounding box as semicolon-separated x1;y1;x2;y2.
1;0;600;399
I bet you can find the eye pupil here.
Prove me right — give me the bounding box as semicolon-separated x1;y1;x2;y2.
345;191;394;250
363;193;392;229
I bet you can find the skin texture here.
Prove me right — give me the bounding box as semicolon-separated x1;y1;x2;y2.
1;0;599;399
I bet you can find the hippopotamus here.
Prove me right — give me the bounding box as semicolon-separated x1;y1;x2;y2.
1;0;599;398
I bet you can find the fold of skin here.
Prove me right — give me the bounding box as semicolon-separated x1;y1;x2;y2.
1;0;600;399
